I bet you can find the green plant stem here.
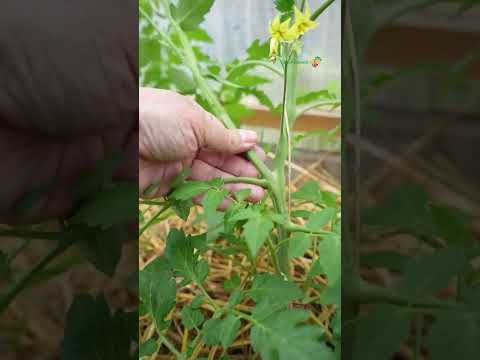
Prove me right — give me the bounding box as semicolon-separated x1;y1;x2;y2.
159;332;184;359
273;62;289;205
140;6;183;59
296;100;341;117
310;0;336;21
226;60;284;77
300;0;307;11
204;73;249;89
139;199;167;206
223;177;269;188
139;205;170;236
282;223;331;236
273;50;299;277
266;237;282;274
196;282;220;312
0;238;74;313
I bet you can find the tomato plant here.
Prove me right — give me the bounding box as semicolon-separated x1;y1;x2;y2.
139;0;341;359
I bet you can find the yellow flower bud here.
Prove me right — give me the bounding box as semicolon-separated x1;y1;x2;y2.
269;16;297;42
293;4;318;35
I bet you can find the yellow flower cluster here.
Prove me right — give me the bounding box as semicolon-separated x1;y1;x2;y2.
269;4;318;61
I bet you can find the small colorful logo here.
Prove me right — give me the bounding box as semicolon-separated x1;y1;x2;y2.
311;56;322;68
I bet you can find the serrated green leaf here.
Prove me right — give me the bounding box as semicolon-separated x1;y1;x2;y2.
202;189;227;214
207;64;221;75
191;295;205;309
318;235;341;284
243;216;274;258
186;28;213;43
234;188;252;202
250;274;303;306
139;338;158;358
274;0;295;13
165;229;207;285
221;314;241;348
307;208;336;231
269;212;290;226
234;74;271;87
139;0;156;19
292;180;323;204
296;90;333;105
204;211;224;242
170;0;214;31
182;304;205;330
246;39;270;60
170;181;211;201
247;88;275;110
139;256;176;329
226;59;251;80
227;206;256;224
321;278;341;305
170;167;192;188
251;305;333;360
228;289;245;308
202;318;222;345
224;273;241;289
288;233;311;260
191;233;208;253
322;191;339;207
308;259;323;280
193;46;212;62
196;259;210;283
226;102;255;124
171;199;193;220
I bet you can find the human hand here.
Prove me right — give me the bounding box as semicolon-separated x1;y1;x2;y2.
139;87;266;205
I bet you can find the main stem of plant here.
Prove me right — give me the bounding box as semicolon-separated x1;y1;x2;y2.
163;2;291;275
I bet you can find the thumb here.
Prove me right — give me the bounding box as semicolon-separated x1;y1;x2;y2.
198;111;258;154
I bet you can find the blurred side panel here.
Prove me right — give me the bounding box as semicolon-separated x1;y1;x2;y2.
343;1;480;359
0;1;138;358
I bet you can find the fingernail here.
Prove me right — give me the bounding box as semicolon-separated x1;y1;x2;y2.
239;129;257;145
